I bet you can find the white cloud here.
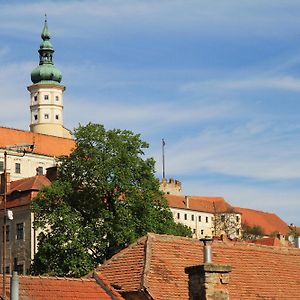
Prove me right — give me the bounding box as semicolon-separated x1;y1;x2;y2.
182;76;300;93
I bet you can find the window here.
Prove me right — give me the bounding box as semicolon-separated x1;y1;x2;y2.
44;114;49;119
16;223;24;240
34;95;38;101
34;114;38;121
15;264;24;275
236;229;240;235
55;114;59;120
191;215;194;221
212;230;214;235
44;95;49;100
211;216;214;221
193;229;196;234
201;229;204;235
55;96;59;101
221;215;225;222
36;166;43;175
15;163;21;174
184;214;187;220
5;267;10;274
205;217;208;223
177;213;180;219
198;216;201;222
0;161;3;172
236;216;240;223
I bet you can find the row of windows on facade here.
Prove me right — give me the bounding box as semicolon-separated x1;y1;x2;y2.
177;212;240;223
3;223;24;242
33;113;60;121
33;94;60;101
0;161;43;175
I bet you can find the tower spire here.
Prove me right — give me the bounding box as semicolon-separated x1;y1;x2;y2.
27;18;71;139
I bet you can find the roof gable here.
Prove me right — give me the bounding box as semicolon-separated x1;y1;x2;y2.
10;175;51;193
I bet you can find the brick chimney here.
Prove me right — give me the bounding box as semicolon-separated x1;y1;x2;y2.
46;166;58;182
185;238;232;300
0;172;11;194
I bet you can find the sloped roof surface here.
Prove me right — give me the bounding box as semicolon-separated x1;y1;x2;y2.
0;127;75;157
235;206;290;235
99;233;300;300
97;236;146;292
0;275;125;300
166;194;236;213
10;175;51;193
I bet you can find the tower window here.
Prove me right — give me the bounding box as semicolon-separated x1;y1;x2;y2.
44;95;49;100
55;114;59;120
34;115;38;121
15;163;21;174
34;95;38;101
55;96;59;101
44;114;49;119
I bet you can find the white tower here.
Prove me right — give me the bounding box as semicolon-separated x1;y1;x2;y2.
28;18;71;139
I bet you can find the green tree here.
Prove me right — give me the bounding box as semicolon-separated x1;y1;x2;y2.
241;223;265;240
31;123;191;277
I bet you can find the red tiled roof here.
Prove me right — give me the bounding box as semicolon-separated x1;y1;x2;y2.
0;275;125;300
96;236;147;292
0;175;51;209
250;237;284;247
98;233;300;300
235;206;290;235
0;127;75;157
165;194;237;213
10;175;51;193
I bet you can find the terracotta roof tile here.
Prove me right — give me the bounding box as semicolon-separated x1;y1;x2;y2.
0;127;75;157
165;194;236;213
99;233;300;300
0;275;125;299
235;206;290;235
10;175;51;193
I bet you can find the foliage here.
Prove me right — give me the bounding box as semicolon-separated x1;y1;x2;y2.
31;123;191;277
241;223;265;240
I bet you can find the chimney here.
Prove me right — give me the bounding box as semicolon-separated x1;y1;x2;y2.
46;166;58;182
185;196;189;209
10;271;19;300
185;237;232;300
1;172;11;194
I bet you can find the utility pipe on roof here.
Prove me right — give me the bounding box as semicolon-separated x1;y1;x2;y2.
10;272;19;300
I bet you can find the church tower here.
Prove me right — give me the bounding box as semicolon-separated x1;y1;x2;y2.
27;18;71;139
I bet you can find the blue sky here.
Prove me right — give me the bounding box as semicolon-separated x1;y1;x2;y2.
1;1;300;225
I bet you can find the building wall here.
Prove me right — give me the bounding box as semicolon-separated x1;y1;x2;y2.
0;149;56;181
171;207;242;239
0;203;33;275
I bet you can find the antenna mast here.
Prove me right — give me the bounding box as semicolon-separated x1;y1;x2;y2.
162;138;166;179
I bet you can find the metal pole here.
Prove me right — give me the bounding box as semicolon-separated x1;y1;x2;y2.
162;139;165;179
3;151;7;300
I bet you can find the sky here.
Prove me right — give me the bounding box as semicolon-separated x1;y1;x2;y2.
1;0;300;225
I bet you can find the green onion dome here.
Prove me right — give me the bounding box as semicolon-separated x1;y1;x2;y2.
30;19;62;84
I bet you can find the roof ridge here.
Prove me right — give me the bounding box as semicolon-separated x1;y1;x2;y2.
141;233;153;294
